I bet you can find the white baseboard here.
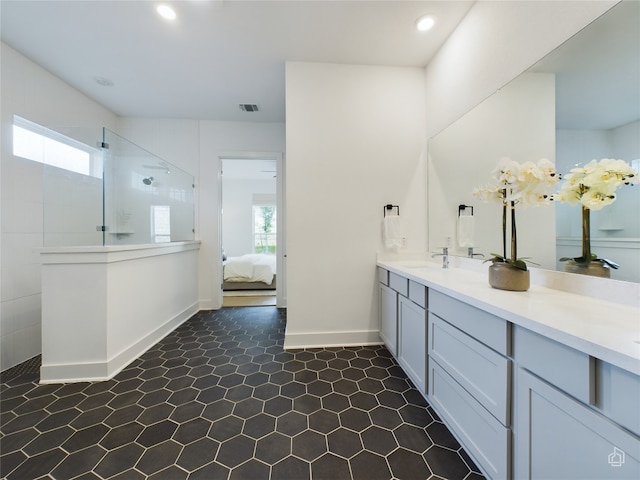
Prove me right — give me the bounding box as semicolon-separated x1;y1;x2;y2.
40;302;199;384
283;329;383;350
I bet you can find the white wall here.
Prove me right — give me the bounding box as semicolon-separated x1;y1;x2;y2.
285;62;427;348
0;42;118;371
222;178;276;257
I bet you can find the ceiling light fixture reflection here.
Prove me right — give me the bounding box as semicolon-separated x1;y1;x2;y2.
416;15;436;32
94;76;114;87
157;5;177;20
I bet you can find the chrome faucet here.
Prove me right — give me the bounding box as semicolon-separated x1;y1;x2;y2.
432;247;449;269
467;247;485;259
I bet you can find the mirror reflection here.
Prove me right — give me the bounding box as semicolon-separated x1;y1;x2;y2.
427;0;639;282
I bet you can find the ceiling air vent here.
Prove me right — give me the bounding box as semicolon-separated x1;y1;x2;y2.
239;103;259;112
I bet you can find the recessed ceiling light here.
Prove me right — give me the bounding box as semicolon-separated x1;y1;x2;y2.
157;4;177;21
416;15;436;32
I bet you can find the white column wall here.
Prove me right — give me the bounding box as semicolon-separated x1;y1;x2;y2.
284;62;427;348
199;121;285;310
0;43;118;371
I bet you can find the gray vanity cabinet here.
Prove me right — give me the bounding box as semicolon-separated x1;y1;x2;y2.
514;327;640;480
397;294;426;391
378;283;398;356
515;368;640;479
378;267;398;357
377;264;640;480
427;290;511;480
378;268;427;392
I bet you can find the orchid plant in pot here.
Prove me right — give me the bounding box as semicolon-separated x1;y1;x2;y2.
473;158;558;291
556;158;637;277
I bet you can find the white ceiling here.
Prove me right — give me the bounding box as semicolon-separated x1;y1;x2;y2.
0;0;474;123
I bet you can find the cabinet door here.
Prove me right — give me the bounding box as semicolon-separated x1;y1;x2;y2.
398;295;426;392
515;368;640;480
379;283;397;356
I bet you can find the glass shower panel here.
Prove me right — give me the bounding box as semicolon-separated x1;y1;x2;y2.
102;129;194;245
41;126;104;247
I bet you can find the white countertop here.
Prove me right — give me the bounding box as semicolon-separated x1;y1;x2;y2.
377;260;640;376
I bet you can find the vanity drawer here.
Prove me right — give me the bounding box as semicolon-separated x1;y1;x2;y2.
429;290;509;355
377;267;389;286
514;326;594;404
389;272;408;296
408;280;427;308
429;359;510;480
429;312;510;426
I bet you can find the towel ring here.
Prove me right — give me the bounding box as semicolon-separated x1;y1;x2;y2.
384;204;400;217
458;204;473;216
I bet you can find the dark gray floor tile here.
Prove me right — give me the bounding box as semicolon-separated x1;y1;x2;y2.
361;425;398;456
350;450;392;480
229;458;270;480
51;444;107;479
424;445;473;480
215;434;255;468
292;429;328;462
387;447;432;479
311;452;351;480
255;432;291;464
1;307;483;480
327;427;363;459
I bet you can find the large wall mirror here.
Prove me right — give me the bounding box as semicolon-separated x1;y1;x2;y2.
427;0;639;283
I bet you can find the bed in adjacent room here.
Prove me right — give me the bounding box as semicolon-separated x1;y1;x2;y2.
222;253;277;291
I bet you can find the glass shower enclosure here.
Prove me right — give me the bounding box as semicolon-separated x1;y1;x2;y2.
43;127;194;247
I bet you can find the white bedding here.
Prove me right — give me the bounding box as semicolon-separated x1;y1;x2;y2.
223;254;276;285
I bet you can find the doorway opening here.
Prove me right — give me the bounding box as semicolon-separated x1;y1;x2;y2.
219;155;285;307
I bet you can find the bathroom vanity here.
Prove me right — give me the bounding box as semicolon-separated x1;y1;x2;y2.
377;260;640;480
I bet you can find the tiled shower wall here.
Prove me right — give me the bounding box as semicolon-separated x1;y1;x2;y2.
0;42;118;371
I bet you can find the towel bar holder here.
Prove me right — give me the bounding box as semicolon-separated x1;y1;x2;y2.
458;204;473;216
384;204;400;217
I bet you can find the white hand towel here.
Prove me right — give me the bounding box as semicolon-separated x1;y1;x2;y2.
457;215;474;248
383;215;403;249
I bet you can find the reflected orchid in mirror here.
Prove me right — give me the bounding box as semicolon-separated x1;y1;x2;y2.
556;158;638;210
557;158;638;268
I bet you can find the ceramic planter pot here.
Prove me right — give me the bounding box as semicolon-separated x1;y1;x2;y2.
563;259;611;278
488;262;530;292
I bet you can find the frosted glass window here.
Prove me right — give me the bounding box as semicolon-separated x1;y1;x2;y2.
152;205;171;243
12;116;100;178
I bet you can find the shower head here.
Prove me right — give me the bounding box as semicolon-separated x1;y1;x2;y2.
142;176;154;185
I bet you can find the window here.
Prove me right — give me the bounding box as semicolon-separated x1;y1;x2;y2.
151;205;171;243
12;115;101;178
253;205;276;254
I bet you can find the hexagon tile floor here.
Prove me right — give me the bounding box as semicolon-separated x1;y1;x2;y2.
0;307;485;480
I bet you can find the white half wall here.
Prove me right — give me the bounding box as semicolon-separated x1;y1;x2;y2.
285;62;427;349
40;242;200;383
